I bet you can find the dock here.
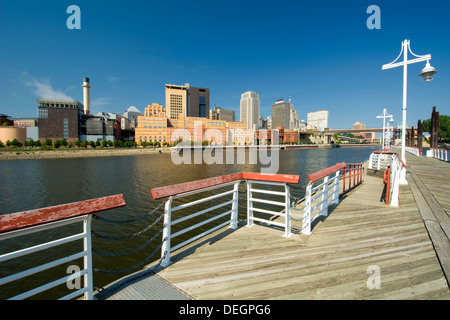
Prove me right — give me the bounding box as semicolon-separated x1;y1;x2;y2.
96;152;450;300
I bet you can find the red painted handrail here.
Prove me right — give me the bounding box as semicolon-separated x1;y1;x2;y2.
151;172;300;200
308;163;347;183
0;194;126;234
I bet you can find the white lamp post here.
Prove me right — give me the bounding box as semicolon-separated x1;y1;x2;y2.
377;108;393;149
382;39;437;164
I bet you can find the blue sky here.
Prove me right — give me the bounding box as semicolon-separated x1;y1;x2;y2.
1;0;449;129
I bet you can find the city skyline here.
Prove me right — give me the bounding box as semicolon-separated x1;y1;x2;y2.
1;0;449;130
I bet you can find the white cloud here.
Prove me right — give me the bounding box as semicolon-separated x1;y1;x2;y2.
22;72;73;100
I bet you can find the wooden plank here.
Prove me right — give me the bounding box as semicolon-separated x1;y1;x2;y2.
0;194;125;234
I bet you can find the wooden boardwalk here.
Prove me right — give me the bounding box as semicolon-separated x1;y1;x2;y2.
98;154;450;300
151;158;449;300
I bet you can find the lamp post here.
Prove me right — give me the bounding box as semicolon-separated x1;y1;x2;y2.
382;39;437;164
377;108;393;149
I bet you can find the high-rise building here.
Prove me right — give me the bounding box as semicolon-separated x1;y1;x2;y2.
188;86;210;118
165;83;209;119
240;91;260;130
307;110;329;130
272;100;291;129
165;84;188;120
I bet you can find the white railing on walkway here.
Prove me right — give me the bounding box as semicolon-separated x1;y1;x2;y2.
151;172;300;267
387;154;407;207
302;163;347;235
0;195;125;300
368;149;393;170
405;146;422;156
429;148;449;162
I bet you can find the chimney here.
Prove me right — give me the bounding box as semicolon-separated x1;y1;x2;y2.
82;77;90;115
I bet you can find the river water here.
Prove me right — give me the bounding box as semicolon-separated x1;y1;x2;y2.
0;146;378;299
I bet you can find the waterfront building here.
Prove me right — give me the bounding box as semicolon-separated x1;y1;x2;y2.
135;103;250;146
135;104;169;145
123;106;143;128
37;99;83;142
240;91;260;130
307;110;329;130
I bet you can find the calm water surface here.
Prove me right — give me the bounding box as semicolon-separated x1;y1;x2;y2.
0;146;378;299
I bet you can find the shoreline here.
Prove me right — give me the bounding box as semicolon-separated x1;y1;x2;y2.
0;144;382;161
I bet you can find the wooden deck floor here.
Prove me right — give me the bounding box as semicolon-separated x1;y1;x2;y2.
153;158;450;300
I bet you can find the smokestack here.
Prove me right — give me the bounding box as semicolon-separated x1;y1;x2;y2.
82;77;90;115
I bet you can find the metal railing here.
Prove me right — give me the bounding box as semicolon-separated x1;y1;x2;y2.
340;163;364;195
0;195;125;300
302;163;347;235
430;148;449;162
405;146;422;156
151;172;300;267
368;149;393;171
384;153;407;207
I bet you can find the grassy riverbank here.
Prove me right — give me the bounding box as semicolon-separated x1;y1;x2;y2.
0;147;172;161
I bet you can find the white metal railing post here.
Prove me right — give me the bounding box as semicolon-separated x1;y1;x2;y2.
161;197;173;268
83;215;93;300
321;176;329;217
230;181;240;229
332;171;340;205
246;181;254;228
302;183;312;235
284;184;292;238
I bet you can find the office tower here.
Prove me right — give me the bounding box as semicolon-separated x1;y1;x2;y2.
240;91;260;130
188;86;210;118
272;100;291;129
165;84;189;120
165;83;210;119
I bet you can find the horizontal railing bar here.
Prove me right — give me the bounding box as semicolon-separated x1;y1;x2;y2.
171;220;231;252
0;215;88;241
247;180;287;187
249;198;285;207
251;217;285;228
250;207;285;217
9;269;88;300
172;200;234;225
311;198;327;213
249;188;286;196
172;210;232;239
171;189;235;212
0;232;86;263
171;181;238;200
59;287;88;300
0;195;125;234
0;251;87;286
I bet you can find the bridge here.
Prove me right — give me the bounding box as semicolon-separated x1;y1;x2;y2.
305;128;384;135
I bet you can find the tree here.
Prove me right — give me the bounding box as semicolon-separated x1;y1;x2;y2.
89;141;96;149
53;140;61;148
44;139;52;146
422;114;450;142
102;139;108;148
